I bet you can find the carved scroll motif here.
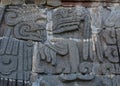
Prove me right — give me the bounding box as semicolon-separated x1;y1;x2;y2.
5;7;21;26
33;41;69;74
0;37;33;81
0;38;19;73
14;22;46;42
101;63;115;75
100;28;116;45
33;75;117;86
79;62;93;74
52;7;91;39
0;5;120;86
0;55;17;75
4;5;47;42
104;46;119;63
0;38;19;76
98;7;120;64
33;39;81;74
52;7;91;63
59;74;95;82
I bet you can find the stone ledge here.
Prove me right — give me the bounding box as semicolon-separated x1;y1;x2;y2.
62;0;120;3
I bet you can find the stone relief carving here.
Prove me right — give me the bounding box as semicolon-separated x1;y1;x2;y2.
31;6;120;86
33;40;80;74
0;5;47;86
4;5;47;42
0;4;120;86
14;21;46;42
52;7;91;39
90;6;120;76
0;37;34;81
32;75;117;86
32;7;92;75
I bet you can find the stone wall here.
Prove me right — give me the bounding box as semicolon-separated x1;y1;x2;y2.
0;0;120;86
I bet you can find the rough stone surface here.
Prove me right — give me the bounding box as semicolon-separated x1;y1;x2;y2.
62;0;120;2
0;0;120;86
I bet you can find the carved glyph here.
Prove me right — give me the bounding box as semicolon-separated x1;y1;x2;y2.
0;4;120;86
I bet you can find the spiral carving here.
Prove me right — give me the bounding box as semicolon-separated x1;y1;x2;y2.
14;22;46;42
0;56;17;75
101;63;115;74
5;11;21;26
79;62;93;74
105;46;119;63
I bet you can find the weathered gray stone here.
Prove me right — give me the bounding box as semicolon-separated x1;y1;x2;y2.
32;75;116;86
0;6;5;25
32;40;80;74
1;0;24;4
4;5;47;42
104;46;119;63
47;0;62;6
62;0;120;2
0;3;120;86
0;37;33;81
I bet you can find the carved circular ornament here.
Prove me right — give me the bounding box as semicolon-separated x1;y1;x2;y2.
0;56;17;75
